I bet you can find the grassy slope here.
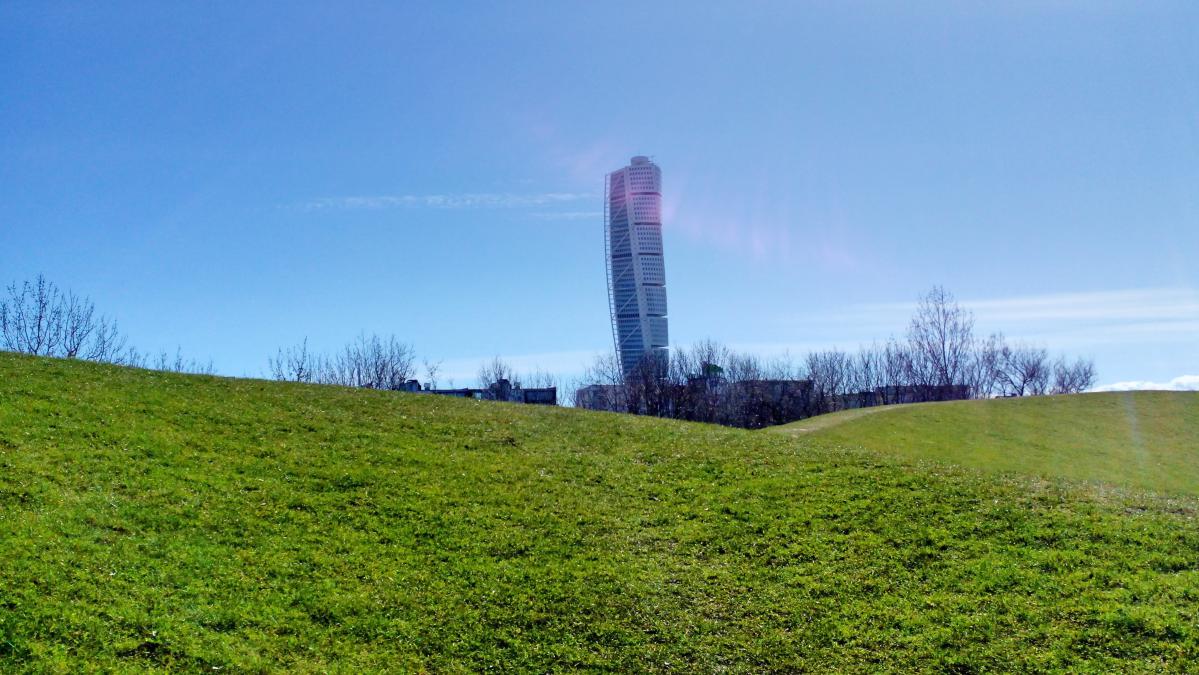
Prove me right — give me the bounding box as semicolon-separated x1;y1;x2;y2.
775;392;1199;496
0;353;1197;672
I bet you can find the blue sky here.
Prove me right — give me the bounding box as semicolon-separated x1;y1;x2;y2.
2;2;1196;388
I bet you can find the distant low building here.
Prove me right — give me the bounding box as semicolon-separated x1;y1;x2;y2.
874;384;970;405
574;384;626;412
837;384;971;410
838;390;881;410
575;368;970;427
575;376;814;427
401;378;557;406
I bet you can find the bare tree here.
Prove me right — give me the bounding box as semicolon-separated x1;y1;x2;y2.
151;347;216;375
322;333;416;389
682;340;732;422
962;333;1005;399
1;274;134;365
477;356;515;390
1;275;63;355
270;334;416;389
724;351;780;428
58;290;95;358
847;344;884;397
907;286;975;399
996;342;1051;396
806;349;850;415
519;369;557;390
82;317;129;363
575;351;628;411
422;358;443;390
619;349;669;416
270;338;317;382
1052;356;1096;394
877;338;911;404
762;353;810;426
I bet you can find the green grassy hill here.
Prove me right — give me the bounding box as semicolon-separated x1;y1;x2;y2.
775;392;1199;496
1;353;1197;671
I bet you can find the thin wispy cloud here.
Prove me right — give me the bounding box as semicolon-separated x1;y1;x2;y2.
823;287;1199;345
868;288;1199;324
529;211;603;221
766;287;1199;358
424;288;1195;387
729;340;863;360
960;288;1198;350
299;192;595;211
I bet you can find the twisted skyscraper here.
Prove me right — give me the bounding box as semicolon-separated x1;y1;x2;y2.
605;156;668;376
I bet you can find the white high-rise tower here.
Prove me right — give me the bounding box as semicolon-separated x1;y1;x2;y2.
605;156;668;376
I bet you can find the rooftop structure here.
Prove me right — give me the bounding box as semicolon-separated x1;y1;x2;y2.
400;379;557;406
605;156;668;376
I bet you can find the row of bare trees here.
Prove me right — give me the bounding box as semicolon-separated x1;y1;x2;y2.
574;341;815;428
269;343;560;398
895;286;1094;399
1;275;213;374
1;275;129;362
801;336;1095;411
574;287;1097;428
474;356;557;399
269;334;419;389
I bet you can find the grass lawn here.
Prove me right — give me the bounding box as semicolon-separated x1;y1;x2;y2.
1;352;1197;671
775;392;1199;497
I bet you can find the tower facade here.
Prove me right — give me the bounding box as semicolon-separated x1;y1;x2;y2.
605;156;668;376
